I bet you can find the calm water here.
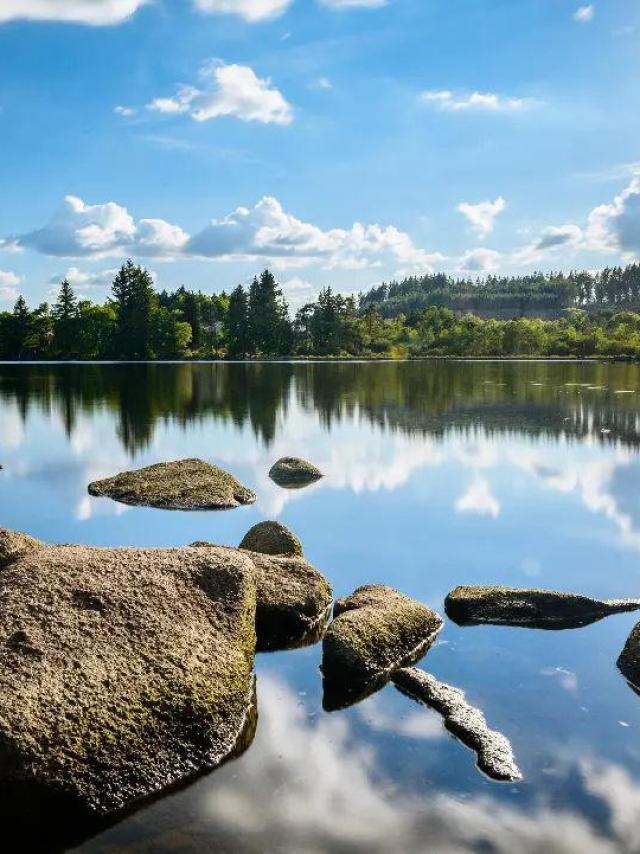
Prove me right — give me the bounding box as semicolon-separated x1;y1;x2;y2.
2;361;640;852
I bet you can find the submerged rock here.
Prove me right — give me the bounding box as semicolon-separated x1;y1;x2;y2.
322;585;442;710
0;527;44;568
445;585;640;629
88;458;256;511
239;520;303;558
268;457;323;488
393;667;521;782
617;623;640;690
0;539;257;819
192;541;332;651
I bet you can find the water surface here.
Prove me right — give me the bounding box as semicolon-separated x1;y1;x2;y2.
2;361;640;852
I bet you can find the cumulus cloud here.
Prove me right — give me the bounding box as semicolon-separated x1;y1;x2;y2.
455;476;500;518
586;174;640;256
458;196;506;237
148;61;293;126
574;5;595;23
421;90;537;113
48;266;119;292
459;248;502;273
0;0;149;25
8;194;442;273
193;0;292;21
114;105;135;117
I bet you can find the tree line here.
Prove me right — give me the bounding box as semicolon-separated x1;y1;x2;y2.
3;261;640;360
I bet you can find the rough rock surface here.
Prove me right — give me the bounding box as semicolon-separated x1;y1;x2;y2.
0;527;44;568
192;542;332;650
322;585;442;708
617;623;640;690
0;541;257;818
393;667;521;782
239;521;303;558
268;457;323;488
88;458;256;510
445;585;640;629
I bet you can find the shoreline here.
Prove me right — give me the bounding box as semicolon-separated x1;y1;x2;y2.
0;356;637;366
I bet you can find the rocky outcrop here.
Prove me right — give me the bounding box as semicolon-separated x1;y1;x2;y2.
0;540;258;820
192;542;332;651
445;585;640;629
88;458;256;510
0;527;44;568
239;521;303;558
393;668;521;782
322;585;442;709
617;623;640;690
268;457;323;488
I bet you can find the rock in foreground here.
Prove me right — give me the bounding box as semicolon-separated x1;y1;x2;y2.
323;585;442;709
393;667;521;782
0;527;44;568
617;623;640;690
0;541;257;818
446;585;640;629
193;541;332;650
269;457;323;488
239;520;303;558
88;458;256;510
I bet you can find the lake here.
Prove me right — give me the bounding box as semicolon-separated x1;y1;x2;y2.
2;360;640;852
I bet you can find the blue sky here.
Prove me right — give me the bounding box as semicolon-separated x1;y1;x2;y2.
0;0;639;308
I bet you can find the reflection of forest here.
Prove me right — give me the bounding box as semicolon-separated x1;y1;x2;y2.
1;362;639;454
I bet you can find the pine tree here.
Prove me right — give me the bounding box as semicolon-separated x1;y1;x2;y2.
52;279;78;358
10;295;30;358
111;260;157;359
227;285;250;358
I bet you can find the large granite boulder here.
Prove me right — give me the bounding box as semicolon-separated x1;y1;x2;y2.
192;542;332;651
268;457;323;488
323;584;442;709
239;521;303;558
88;458;256;510
445;585;640;629
0;538;257;821
0;527;44;568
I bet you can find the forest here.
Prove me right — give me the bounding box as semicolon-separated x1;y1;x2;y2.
2;261;640;361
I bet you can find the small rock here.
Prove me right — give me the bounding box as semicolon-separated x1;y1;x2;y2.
239;521;303;558
393;667;521;782
618;623;640;690
269;457;323;488
446;585;640;629
88;458;256;510
322;584;442;710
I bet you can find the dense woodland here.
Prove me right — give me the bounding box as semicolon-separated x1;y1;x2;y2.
3;261;640;360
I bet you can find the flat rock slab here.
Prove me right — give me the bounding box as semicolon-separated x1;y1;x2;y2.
268;457;323;488
393;667;521;782
445;585;640;629
323;585;442;710
0;535;257;819
239;521;303;558
192;542;332;651
88;458;256;511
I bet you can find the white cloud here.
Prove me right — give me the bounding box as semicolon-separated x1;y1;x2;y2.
0;270;20;287
148;61;293;126
49;266;118;292
455;476;500;518
459;248;502;273
311;77;333;91
458;196;506;237
319;0;388;7
0;286;19;304
512;223;584;265
574;5;595;23
114;105;135;117
193;0;292;21
14;195;189;260
421;90;537;113
280;276;316;309
586;174;640;255
0;0;149;25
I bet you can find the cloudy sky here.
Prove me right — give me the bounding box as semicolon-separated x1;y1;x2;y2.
0;0;638;308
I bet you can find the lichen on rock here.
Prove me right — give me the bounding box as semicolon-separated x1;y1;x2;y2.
0;538;258;820
322;584;443;710
445;585;640;629
393;667;521;782
239;521;303;558
268;457;323;488
88;458;256;510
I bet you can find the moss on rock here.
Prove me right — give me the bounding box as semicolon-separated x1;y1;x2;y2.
0;536;257;818
268;457;323;488
323;584;442;710
446;585;640;629
88;458;256;510
239;521;303;558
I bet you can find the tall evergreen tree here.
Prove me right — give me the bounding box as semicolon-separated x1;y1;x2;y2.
52;279;78;358
111;261;157;359
227;285;250;358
